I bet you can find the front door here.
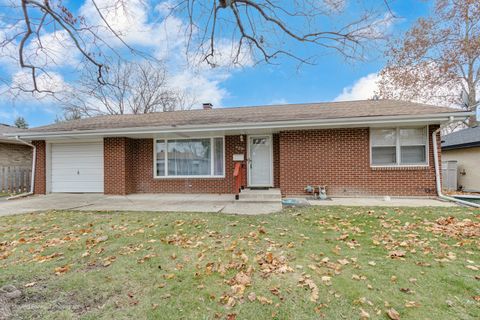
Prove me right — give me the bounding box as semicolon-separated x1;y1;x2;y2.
248;135;273;187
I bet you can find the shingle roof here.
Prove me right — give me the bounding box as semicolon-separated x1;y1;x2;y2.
442;126;480;150
26;100;464;133
0;124;26;134
0;124;26;143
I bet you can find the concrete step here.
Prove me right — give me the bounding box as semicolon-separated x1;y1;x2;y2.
238;188;282;202
237;198;282;203
241;188;281;195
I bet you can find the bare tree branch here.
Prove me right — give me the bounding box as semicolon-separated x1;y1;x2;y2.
1;0;394;94
59;61;195;118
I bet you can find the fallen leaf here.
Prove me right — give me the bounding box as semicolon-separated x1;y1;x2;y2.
338;259;349;265
360;308;370;319
400;288;414;294
24;282;36;288
321;276;332;286
96;235;108;243
269;287;281;296
247;292;257;302
257;296;273;305
54;264;70;275
389;250;406;259
234;272;251;286
386;308;400;320
405;300;420;308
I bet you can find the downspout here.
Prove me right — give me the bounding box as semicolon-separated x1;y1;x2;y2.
432;122;480;208
7;136;36;199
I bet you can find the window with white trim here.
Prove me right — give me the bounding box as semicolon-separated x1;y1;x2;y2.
155;137;224;177
371;127;427;166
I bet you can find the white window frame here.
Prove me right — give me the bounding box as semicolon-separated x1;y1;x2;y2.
153;136;225;178
370;126;429;167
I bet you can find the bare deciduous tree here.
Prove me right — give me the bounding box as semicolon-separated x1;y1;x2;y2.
1;0;394;94
377;0;480;124
59;61;194;118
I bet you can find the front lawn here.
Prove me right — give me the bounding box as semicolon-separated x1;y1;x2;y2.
1;207;479;319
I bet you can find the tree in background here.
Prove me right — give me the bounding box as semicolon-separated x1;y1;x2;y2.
59;61;195;118
14;116;29;129
377;0;479;124
1;1;394;94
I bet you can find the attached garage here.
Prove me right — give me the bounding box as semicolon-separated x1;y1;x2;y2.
50;142;104;193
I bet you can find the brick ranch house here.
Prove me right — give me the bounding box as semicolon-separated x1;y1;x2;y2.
5;100;473;198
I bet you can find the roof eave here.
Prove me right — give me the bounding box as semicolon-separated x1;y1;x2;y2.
7;111;474;140
442;141;480;150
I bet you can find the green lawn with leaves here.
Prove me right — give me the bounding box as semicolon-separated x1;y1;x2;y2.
1;206;479;320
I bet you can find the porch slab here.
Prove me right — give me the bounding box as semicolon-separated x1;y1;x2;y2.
305;197;458;207
0;193;282;217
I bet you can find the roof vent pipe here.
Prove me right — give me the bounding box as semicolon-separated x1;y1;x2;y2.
203;103;213;110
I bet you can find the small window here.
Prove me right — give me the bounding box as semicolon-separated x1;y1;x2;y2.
155;137;225;177
371;127;428;166
371;129;397;165
399;128;426;164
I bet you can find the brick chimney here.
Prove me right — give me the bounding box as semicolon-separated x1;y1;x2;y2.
203;103;213;110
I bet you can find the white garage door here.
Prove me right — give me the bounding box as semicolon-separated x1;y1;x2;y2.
51;142;104;193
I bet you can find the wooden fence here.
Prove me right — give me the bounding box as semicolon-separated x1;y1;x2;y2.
0;166;32;194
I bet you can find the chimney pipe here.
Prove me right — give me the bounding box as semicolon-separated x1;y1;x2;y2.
203;103;213;110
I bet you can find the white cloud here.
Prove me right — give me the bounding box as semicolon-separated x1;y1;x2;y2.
352;12;396;39
79;0;186;53
1;0;252;122
0;70;67;124
168;70;228;108
10;70;68;95
24;30;80;69
334;73;379;101
77;0;245;108
269;98;288;105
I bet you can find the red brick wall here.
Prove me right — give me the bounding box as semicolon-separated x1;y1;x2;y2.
104;135;248;194
279;126;440;197
104;137;136;195
35;127;441;197
273;133;280;188
32;140;46;195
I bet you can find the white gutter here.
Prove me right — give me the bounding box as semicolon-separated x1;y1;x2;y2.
7;136;36;199
4;111;474;140
432;124;480;208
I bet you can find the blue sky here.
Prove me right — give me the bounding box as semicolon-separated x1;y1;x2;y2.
0;0;431;128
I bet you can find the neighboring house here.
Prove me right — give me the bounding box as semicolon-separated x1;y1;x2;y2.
0;124;32;168
442;126;480;192
6;100;473;197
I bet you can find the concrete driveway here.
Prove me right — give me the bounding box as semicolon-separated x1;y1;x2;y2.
0;193;283;217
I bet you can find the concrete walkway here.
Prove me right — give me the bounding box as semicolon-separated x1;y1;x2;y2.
0;193;283;217
0;194;460;218
307;197;457;207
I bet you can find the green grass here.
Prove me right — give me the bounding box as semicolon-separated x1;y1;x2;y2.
1;206;479;320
